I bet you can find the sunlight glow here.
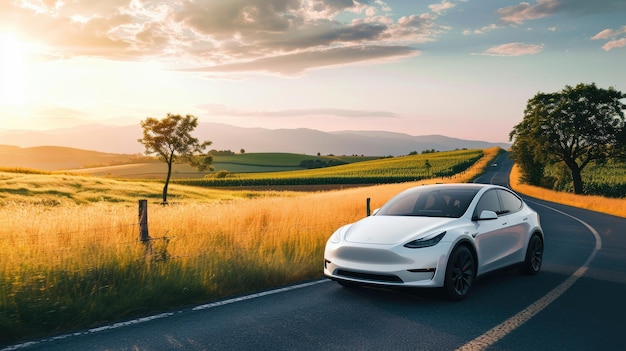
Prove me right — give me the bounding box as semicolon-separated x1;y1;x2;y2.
0;32;27;105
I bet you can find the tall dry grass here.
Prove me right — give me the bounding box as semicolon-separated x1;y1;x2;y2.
0;147;500;344
509;164;626;217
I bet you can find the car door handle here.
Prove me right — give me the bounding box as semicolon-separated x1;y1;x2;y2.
502;222;508;226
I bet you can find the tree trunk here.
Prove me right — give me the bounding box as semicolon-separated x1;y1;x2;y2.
570;167;584;194
163;158;173;204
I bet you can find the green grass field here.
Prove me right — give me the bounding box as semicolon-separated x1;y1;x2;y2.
212;152;379;167
66;152;381;179
182;149;484;187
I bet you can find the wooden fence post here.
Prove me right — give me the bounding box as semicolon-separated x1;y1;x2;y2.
366;197;371;217
138;200;151;249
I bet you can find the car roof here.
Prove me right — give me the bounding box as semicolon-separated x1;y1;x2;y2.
413;183;501;190
404;183;512;197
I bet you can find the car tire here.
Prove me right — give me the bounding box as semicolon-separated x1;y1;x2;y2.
521;234;543;275
443;245;475;301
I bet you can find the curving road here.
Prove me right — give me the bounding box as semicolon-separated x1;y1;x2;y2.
5;156;626;351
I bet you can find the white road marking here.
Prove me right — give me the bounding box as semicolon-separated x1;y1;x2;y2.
192;279;329;311
2;280;330;351
456;201;602;351
1;313;175;351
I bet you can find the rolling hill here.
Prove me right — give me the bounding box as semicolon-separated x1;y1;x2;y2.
0;122;510;156
0;146;380;175
0;145;144;170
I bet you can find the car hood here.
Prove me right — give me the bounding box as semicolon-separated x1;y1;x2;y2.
344;215;456;245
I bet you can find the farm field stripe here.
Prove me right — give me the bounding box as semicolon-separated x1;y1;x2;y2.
456;201;602;351
2;280;330;351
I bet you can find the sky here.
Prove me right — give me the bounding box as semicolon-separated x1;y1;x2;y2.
0;0;625;143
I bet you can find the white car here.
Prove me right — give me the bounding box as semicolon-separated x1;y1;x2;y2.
324;183;544;300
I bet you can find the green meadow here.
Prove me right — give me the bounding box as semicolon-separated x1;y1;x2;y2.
183;149;484;187
67;152;382;179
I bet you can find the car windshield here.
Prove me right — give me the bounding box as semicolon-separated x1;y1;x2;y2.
376;187;480;218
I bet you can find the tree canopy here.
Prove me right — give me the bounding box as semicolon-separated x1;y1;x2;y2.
138;113;213;203
510;83;626;194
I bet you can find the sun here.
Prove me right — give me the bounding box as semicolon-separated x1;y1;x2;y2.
0;32;27;106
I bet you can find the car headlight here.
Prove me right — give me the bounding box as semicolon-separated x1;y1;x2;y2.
403;231;446;249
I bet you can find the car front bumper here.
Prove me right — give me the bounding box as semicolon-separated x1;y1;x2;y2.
323;241;453;288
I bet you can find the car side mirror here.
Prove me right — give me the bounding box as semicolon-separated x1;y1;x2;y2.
477;210;498;220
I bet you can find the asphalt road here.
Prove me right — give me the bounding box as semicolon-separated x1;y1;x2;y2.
5;156;626;351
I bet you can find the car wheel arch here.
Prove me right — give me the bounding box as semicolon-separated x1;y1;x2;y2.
520;231;545;275
528;229;545;250
442;240;478;301
449;239;478;273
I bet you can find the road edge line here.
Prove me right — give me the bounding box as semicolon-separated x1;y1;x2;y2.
2;279;330;351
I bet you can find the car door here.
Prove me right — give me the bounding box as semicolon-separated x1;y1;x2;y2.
473;189;506;274
473;189;524;275
495;189;529;265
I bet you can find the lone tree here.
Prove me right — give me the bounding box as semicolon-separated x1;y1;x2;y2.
510;83;626;194
138;113;213;204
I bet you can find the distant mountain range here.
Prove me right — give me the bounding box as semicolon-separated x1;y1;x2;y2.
0;122;510;156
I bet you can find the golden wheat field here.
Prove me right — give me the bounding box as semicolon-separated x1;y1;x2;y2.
0;148;500;343
1;150;495;280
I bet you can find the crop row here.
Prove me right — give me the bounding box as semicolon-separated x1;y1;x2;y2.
177;149;484;187
543;161;626;198
583;162;626;197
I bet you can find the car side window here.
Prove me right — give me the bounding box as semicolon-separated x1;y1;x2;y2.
498;189;523;215
474;190;501;218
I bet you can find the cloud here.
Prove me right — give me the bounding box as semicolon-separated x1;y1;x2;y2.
497;0;626;25
464;24;501;35
592;29;615;40
591;26;626;39
497;0;560;25
592;26;626;50
602;38;626;51
1;0;440;74
259;108;399;118
181;45;419;75
198;104;399;118
429;1;456;15
478;42;544;56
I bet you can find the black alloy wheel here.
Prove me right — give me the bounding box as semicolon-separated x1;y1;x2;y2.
521;234;543;275
444;245;475;301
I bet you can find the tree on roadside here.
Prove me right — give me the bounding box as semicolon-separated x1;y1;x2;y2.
138;113;213;204
509;132;546;186
510;83;626;194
